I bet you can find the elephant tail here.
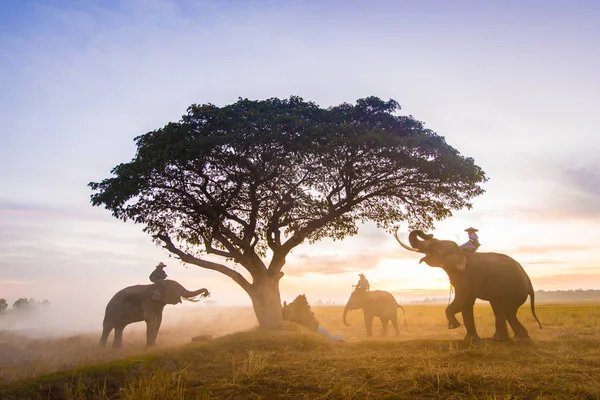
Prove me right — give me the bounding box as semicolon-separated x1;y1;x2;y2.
529;281;542;329
397;303;408;329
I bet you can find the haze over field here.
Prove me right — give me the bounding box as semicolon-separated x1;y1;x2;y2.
1;0;599;332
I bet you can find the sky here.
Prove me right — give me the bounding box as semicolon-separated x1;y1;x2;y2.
1;0;599;330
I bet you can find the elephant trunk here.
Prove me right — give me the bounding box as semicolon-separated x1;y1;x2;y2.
180;287;208;299
343;303;351;326
394;228;420;253
394;228;431;253
408;230;432;251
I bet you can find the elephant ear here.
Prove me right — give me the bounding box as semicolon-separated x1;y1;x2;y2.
419;255;444;268
151;282;169;303
152;281;183;305
443;253;466;272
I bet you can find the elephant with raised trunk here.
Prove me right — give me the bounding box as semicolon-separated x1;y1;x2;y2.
343;288;407;337
99;279;209;348
395;229;542;341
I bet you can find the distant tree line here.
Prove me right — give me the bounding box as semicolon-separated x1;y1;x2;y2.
412;290;600;304
0;298;51;313
534;289;600;302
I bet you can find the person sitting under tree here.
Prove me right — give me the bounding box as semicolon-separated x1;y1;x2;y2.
459;227;481;253
354;273;371;291
149;262;168;283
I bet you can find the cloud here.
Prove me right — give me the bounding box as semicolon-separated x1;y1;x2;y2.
567;165;600;196
532;271;600;290
560;163;600;215
501;160;600;223
284;252;381;277
513;245;592;254
282;222;418;277
521;260;564;265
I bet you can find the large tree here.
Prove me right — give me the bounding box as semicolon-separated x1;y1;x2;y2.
89;96;487;328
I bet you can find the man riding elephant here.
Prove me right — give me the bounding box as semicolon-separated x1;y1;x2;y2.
394;228;541;342
459;227;481;253
149;262;168;283
354;273;371;291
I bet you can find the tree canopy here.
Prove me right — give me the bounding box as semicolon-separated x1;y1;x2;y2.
89;96;487;327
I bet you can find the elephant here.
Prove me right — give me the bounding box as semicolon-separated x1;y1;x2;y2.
99;279;209;348
394;228;542;341
343;288;407;337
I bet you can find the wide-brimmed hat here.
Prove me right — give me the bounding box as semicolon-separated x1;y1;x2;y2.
464;227;479;232
358;273;365;278
156;262;167;268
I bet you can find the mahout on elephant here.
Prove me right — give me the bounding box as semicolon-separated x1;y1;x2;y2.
343;288;407;337
353;273;370;291
99;279;209;348
149;261;168;283
394;228;542;342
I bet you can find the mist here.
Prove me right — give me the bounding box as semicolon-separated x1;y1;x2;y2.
0;296;258;340
0;299;105;338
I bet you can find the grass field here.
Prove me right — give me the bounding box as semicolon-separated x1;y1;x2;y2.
1;302;600;399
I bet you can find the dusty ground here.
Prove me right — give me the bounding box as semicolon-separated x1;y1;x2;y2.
0;305;258;381
0;301;577;380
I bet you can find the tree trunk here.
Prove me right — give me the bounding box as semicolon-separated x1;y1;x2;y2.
249;274;283;329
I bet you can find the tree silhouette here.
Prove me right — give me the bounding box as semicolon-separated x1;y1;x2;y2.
0;299;7;312
13;298;32;310
89;96;486;328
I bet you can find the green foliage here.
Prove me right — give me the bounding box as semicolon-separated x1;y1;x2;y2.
89;96;486;278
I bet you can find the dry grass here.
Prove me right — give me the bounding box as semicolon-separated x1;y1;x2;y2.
0;305;257;382
2;302;600;399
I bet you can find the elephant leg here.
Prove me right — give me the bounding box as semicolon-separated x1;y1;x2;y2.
146;318;157;347
391;315;400;337
113;325;125;348
461;298;479;342
506;305;530;339
99;325;112;347
490;302;510;341
381;318;388;336
145;311;163;347
445;295;465;329
364;313;374;337
153;313;163;344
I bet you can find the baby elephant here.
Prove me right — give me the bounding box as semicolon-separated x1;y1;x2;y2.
99;279;209;348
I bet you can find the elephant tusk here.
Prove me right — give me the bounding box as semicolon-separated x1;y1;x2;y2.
393;228;420;253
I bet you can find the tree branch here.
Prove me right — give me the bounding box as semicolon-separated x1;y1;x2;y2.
155;234;252;293
266;173;310;251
